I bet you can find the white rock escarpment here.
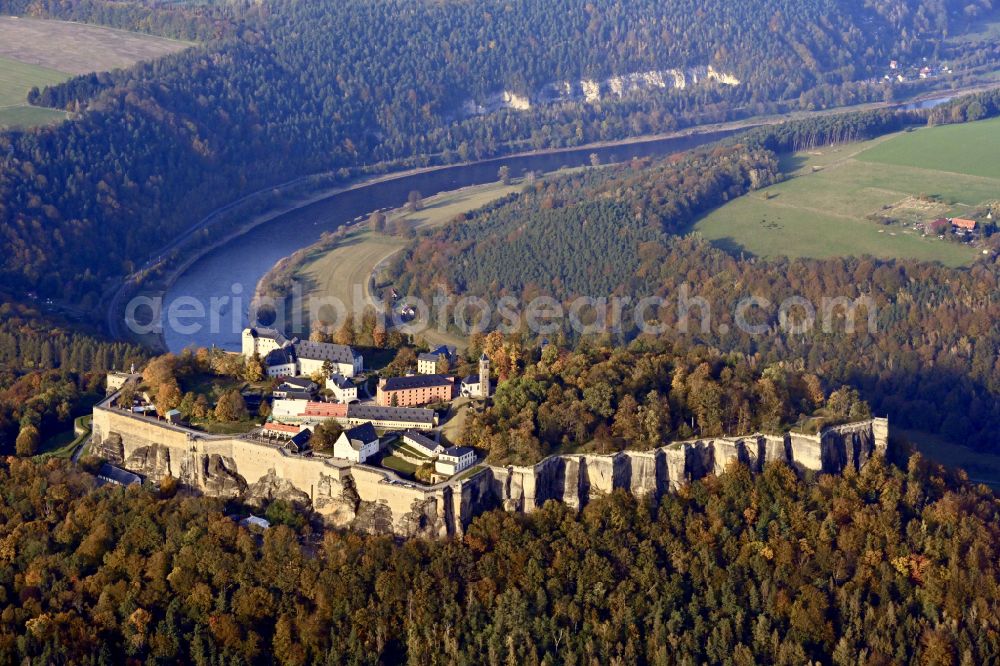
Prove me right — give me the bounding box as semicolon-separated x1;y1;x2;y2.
464;65;741;117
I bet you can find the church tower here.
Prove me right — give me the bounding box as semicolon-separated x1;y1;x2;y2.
478;353;491;399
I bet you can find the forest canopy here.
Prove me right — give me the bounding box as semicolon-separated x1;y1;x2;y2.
0;451;996;663
1;0;995;304
391;111;1000;453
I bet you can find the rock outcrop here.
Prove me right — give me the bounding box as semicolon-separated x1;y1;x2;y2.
122;444;173;481
463;65;740;117
482;421;888;513
314;474;361;528
245;469;309;507
398;497;448;539
91;400;887;539
352;501;394;536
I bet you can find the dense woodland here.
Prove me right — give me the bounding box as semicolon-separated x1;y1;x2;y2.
2;3;1000;662
0;0;995;304
465;334;869;465
1;452;998;663
393;110;1000;453
0;301;146;453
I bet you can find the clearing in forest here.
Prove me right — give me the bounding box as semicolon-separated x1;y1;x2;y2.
0;16;191;127
693;118;1000;267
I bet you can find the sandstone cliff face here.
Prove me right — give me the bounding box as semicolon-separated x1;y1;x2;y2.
314;474;361;528
398;496;449;539
91;431;124;464
119;443;247;498
94;404;886;540
480;420;888;514
123;444;173;481
245;469;309;507
352;501;394;536
465;66;741;117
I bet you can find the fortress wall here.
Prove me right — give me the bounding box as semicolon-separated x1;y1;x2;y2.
483;419;888;518
93;403;889;539
93;406;192;462
788;432;824;472
352;465;437;515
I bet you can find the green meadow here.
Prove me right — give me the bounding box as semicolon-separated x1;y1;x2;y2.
0;16;191;128
857;116;1000;180
0;55;69;127
694;118;1000;267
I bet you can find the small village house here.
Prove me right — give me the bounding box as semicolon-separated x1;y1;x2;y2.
951;217;977;232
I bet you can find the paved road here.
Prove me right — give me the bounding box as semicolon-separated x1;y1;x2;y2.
71;435;90;463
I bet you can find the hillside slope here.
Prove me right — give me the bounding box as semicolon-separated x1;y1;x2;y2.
0;0;992;302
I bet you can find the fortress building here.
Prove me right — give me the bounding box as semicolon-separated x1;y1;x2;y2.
377;374;456;407
417;345;458;374
241;327;287;358
90;377;890;539
242;327;363;378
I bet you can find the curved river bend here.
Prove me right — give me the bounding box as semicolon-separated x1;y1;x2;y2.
164;129;738;352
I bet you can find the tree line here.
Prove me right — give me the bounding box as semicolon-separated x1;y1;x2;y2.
464;333;869;466
0;0;990;307
0;448;996;663
0;304;146;453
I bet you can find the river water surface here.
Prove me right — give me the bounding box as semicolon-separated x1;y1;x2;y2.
164;129;739;352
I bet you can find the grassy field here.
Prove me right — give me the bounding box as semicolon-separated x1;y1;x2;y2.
857;116;1000;180
296;179;523;350
0;55;70;127
693;121;1000;267
0;17;190;127
0;17;190;74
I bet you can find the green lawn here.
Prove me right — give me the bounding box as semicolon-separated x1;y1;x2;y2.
391;442;432;460
694;124;998;267
856;116;1000;180
452;464;484;482
189;419;259;435
381;455;417;476
36;414;92;460
0;55;70;127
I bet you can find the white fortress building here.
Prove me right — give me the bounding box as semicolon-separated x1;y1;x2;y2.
242;327;363;378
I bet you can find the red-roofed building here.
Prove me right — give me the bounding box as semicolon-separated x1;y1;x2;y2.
951;217;977;231
302;402;349;419
264;422;301;435
925;218;949;235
